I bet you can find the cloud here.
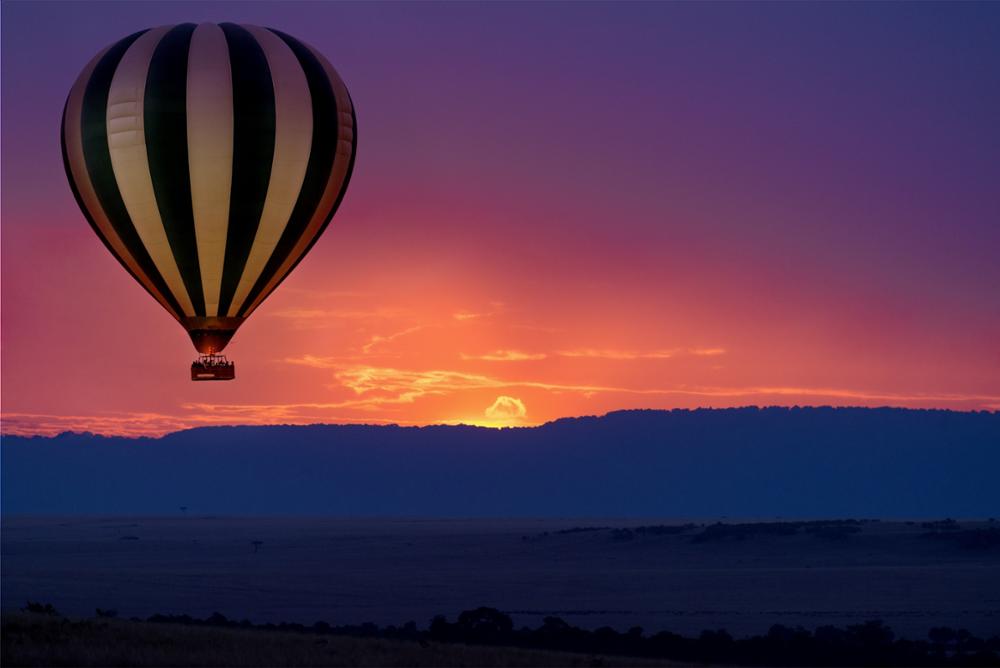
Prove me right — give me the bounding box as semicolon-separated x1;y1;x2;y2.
485;396;527;420
453;302;507;321
0;411;204;438
0;408;403;438
280;362;607;406
361;325;425;353
651;385;1000;405
270;307;406;320
265;306;410;330
333;366;504;399
556;348;678;360
461;350;547;361
555;347;727;360
326;364;1000;409
268;308;331;320
689;347;726;356
285;359;1000;405
510;323;564;333
278;288;372;299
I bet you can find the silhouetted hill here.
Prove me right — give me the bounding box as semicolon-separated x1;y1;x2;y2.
2;408;997;516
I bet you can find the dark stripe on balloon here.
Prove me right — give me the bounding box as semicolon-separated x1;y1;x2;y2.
237;28;339;317
79;29;187;319
144;23;206;315
243;90;357;316
61;98;181;321
216;23;276;317
283;98;357;290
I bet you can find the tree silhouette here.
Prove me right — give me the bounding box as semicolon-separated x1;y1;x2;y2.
455;607;513;643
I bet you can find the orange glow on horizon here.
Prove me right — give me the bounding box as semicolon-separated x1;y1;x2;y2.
2;247;998;438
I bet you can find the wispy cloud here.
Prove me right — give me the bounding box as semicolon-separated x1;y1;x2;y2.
0;409;402;438
278;288;372;299
319;363;1000;405
268;308;331;320
267;307;408;327
285;355;346;369
659;386;1000;404
333;366;504;399
279;362;599;406
267;306;410;329
453;311;489;321
509;323;564;333
556;348;679;360
460;350;547;361
554;347;726;360
361;325;425;353
327;364;1000;408
270;307;407;320
178;401;408;420
453;302;505;321
689;347;727;356
1;411;204;437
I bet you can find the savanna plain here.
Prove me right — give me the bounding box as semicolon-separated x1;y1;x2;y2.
3;516;997;640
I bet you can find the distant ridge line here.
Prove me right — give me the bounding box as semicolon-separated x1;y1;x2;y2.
3;405;997;442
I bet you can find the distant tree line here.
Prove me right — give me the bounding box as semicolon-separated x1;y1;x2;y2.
527;519;1000;548
127;606;1000;666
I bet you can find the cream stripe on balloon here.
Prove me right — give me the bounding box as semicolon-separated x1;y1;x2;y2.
186;23;234;317
64;45;182;322
226;25;313;316
241;41;355;318
106;26;196;316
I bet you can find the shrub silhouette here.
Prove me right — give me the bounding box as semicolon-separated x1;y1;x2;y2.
22;602;59;616
455;607;514;643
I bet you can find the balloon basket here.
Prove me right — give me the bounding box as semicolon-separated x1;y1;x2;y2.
191;354;235;381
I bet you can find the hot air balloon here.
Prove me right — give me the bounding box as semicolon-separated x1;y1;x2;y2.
61;23;356;380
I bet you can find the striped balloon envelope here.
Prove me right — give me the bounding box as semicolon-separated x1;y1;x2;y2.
61;22;356;367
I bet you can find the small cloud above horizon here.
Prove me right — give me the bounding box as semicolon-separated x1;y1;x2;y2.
485;395;527;421
453;311;488;321
690;347;727;356
555;347;727;360
556;348;678;360
461;350;547;361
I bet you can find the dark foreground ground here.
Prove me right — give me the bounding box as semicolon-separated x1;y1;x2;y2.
4;608;999;667
3;517;999;638
1;613;677;667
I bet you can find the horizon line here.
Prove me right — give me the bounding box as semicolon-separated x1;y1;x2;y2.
3;404;997;441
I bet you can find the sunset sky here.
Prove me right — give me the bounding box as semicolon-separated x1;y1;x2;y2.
2;1;999;436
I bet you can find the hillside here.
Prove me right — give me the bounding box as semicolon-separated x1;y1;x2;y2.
2;407;998;516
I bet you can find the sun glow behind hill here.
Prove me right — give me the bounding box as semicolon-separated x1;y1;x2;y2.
1;277;998;437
